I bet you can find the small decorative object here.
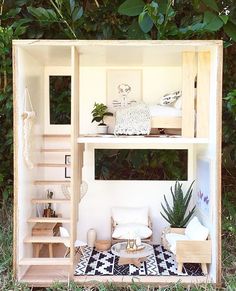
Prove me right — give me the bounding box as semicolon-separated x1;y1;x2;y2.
160;181;195;228
80;180;88;201
95;240;111;251
61;184;71;199
22;88;35;169
126;239;144;252
136;237;141;246
43;189;56;218
87;228;97;248
91;102;113;134
65;155;71;178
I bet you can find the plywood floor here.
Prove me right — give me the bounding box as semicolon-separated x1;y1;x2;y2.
21;244;210;287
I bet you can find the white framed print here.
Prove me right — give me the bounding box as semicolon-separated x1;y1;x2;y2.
107;69;142;110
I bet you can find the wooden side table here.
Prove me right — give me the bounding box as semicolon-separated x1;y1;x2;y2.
32;222;61;257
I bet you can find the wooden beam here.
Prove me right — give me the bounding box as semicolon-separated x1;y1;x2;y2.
181;52;196;137
70;46;81;277
28;217;71;223
197;51;210;137
19;258;71;266
34;180;70;185
31;199;70;204
24;236;70;244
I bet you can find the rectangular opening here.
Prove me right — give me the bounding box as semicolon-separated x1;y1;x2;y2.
95;149;188;180
49;75;71;124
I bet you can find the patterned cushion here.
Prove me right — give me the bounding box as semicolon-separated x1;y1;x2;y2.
159;91;182;106
114;103;151;135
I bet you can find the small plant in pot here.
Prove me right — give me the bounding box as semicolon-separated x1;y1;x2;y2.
160;181;196;251
161;180;195;228
91;102;113;134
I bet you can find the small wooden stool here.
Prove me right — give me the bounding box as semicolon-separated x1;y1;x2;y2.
32;222;61;258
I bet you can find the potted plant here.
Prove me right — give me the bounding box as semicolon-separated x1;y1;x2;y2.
160;181;196;250
91;102;113;134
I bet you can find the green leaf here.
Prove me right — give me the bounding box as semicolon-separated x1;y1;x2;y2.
138;11;153;33
72;7;83;22
201;0;219;12
127;20;150;40
219;15;229;24
70;0;75;14
204;11;223;32
224;21;236;42
156;13;164;25
118;0;145;16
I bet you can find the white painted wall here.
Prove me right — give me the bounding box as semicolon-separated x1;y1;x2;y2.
79;66;182;134
16;47;44;277
77;143;195;244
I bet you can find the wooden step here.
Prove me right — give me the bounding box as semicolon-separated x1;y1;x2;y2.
43;134;70;138
24;236;70;244
41;148;70;152
37;163;71;168
34;180;70;185
28;217;71;223
32;199;70;204
19;258;71;266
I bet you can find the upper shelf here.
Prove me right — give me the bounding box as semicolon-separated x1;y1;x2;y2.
77;135;208;144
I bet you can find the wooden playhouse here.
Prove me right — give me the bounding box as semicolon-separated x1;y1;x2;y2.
13;40;222;287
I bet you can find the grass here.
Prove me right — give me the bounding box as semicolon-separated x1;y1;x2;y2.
1;206;236;290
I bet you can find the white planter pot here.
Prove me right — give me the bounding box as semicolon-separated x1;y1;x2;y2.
87;228;97;248
97;125;108;134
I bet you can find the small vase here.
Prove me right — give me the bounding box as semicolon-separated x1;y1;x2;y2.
87;228;97;248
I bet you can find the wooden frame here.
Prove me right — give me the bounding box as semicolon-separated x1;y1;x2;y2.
161;228;211;275
12;40;222;286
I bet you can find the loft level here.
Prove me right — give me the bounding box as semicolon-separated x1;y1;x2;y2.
37;163;71;168
77;135;209;144
19;258;71;266
28;217;71;223
32;199;70;204
34;180;70;185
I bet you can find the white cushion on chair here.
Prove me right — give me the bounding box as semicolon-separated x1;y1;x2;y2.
185;216;209;241
112;207;149;226
165;233;189;254
112;223;152;239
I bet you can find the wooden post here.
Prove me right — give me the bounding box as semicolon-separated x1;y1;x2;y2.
182;52;196;137
197;52;210;138
70;46;81;278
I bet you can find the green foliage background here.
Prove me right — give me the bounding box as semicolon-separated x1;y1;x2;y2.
0;0;236;285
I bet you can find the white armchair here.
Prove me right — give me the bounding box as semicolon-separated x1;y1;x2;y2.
111;207;152;245
161;217;211;274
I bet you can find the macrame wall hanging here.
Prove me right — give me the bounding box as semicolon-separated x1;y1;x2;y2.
22;88;35;169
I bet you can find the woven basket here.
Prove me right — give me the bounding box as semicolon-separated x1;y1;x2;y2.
95;240;111;251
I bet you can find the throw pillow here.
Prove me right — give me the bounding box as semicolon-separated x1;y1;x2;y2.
185;216;209;241
159;90;182;106
112;223;152;239
112;207;149;226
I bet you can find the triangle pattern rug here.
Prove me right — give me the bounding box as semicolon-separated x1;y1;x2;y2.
74;244;203;276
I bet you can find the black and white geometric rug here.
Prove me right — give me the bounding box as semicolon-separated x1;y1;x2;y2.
74;244;204;276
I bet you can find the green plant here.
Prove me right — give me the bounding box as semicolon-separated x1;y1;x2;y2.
91;102;113;125
161;181;195;228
